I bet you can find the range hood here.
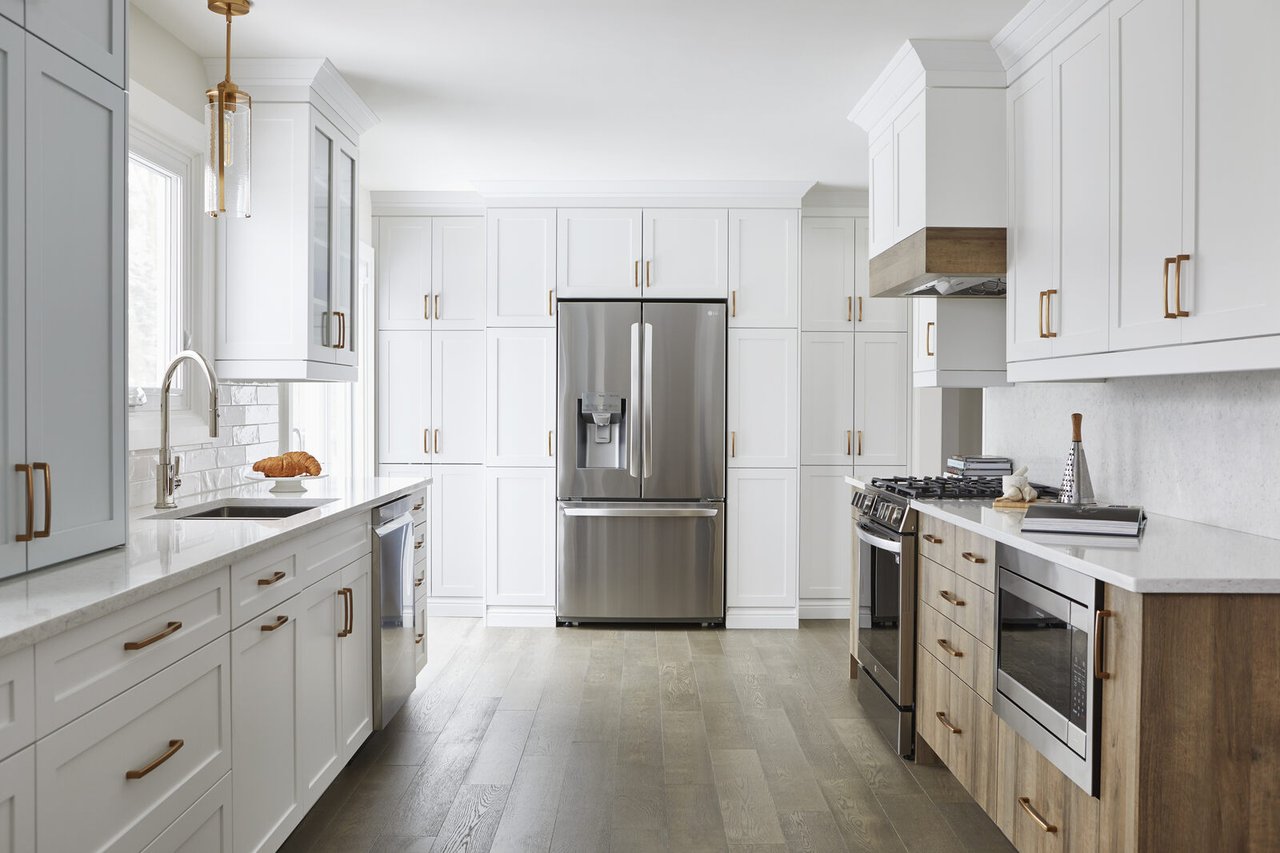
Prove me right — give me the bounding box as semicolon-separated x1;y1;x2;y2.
869;227;1007;298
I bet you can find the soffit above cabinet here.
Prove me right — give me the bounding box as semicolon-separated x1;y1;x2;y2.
469;180;815;209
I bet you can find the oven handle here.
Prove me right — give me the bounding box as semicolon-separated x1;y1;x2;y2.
856;524;902;555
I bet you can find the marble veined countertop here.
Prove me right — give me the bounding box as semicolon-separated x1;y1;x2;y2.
845;476;1280;594
0;476;430;655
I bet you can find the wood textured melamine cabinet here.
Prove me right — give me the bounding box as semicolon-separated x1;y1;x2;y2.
377;331;431;464
376;217;432;331
799;333;854;466
339;556;373;760
485;467;556;608
557;208;643;299
728;209;798;327
727;329;798;468
25;0;126;86
430;331;485;464
0;20;23;581
431;217;486;330
798;467;853;601
643;208;728;298
726;468;797;609
486;327;555;467
854;332;908;467
487;208;556;327
0;747;33;853
430;464;485;602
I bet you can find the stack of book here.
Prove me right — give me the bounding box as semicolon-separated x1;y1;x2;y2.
945;455;1014;477
1020;503;1146;537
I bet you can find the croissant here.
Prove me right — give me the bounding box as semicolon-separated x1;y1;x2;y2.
253;451;322;478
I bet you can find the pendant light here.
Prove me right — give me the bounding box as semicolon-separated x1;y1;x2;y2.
204;0;252;218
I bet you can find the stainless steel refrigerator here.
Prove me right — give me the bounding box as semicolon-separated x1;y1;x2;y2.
557;300;726;623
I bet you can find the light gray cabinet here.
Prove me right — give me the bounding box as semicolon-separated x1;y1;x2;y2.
0;19;23;580
24;0;125;86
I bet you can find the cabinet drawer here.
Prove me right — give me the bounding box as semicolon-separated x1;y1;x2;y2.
408;490;428;527
919;556;960;619
944;621;993;705
944;672;997;814
413;600;427;674
915;644;952;765
36;637;232;853
0;647;33;761
142;771;231;853
952;573;995;649
918;514;955;568
35;569;230;737
296;515;370;585
917;600;954;667
953;527;996;591
0;745;34;853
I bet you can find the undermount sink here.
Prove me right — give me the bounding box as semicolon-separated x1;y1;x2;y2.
148;498;337;521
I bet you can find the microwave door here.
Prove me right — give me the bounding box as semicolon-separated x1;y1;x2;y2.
996;568;1076;744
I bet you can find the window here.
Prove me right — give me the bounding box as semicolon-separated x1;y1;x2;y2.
127;151;185;407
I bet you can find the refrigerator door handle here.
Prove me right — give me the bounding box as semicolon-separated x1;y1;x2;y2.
629;322;641;478
562;506;720;518
643;322;654;478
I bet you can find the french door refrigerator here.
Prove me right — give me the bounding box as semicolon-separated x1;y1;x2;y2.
556;300;726;623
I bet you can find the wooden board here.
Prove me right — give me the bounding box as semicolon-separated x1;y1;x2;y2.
992;498;1037;511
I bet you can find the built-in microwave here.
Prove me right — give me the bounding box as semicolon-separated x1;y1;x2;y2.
994;544;1104;795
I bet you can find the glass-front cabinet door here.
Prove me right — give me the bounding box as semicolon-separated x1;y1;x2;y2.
332;134;358;367
309;116;335;363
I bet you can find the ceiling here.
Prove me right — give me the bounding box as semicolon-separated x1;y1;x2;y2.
134;0;1025;193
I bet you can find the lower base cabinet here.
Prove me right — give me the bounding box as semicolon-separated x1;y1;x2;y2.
799;467;853;608
727;468;798;614
485;467;556;610
0;746;33;853
414;598;428;673
339;557;374;756
142;771;232;853
430;465;485;613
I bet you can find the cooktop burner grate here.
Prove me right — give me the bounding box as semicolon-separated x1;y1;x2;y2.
871;476;1061;502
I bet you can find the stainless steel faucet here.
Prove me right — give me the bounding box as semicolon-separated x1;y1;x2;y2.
155;350;221;509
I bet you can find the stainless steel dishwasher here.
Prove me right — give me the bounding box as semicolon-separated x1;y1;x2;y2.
371;495;416;729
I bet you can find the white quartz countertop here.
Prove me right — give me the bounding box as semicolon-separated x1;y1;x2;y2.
844;475;1280;594
0;476;430;655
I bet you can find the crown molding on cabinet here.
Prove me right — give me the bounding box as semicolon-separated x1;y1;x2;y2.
369;191;486;217
991;0;1110;84
470;180;815;209
200;57;379;140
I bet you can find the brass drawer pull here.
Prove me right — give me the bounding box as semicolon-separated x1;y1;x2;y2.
548;289;554;316
925;321;935;357
257;570;286;586
1163;257;1177;318
260;615;288;632
424;294;431;320
33;462;51;538
414;576;424;588
124;621;182;651
14;464;33;542
847;295;853;322
937;638;963;658
857;430;863;456
634;260;639;288
1043;290;1058;338
414;536;425;551
645;260;652;288
732;290;737;317
1017;797;1058;834
434;429;440;454
935;711;961;735
730;431;736;458
961;552;986;564
125;739;184;780
938;590;966;607
424;428;430;455
337;588;352;638
415;632;424;645
923;534;943;545
548;430;553;457
846;430;852;456
1173;253;1191;317
434;293;441;320
412;499;424;512
1094;609;1113;680
1038;291;1046;338
857;296;863;323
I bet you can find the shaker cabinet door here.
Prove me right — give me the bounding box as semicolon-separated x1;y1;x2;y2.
487;327;555;467
487;208;556;327
486;467;556;607
377;217;432;331
854;333;908;468
726;468;797;608
799;467;853;601
431;216;486;330
430;464;486;600
1006;57;1055;363
729;209;798;327
727;329;798;468
801;217;857;332
557;208;642;299
643;208;728;299
377;331;431;464
25;0;126;85
0;20;22;580
799;333;854;467
430;331;486;465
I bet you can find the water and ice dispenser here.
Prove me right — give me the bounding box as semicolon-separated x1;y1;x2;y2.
577;392;628;469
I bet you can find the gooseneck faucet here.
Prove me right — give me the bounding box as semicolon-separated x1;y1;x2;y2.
155;350;221;509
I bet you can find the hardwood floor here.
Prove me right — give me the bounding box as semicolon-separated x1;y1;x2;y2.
280;619;1014;853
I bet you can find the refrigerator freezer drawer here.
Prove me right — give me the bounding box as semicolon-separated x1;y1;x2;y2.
557;501;725;622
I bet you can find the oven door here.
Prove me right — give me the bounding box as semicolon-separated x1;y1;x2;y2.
855;520;914;706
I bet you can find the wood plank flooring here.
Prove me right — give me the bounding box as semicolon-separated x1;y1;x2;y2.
280;619;1014;853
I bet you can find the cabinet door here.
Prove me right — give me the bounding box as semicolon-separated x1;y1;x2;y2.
431;331;485;464
799;333;854;466
801;217;856;332
0;747;33;853
140;772;232;853
912;298;939;375
330;133;359;366
308;115;337;363
25;39;125;569
726;468;797;608
1006;57;1056;363
1110;0;1193;351
854;333;908;468
376;217;432;331
799;467;852;600
867;127;893;258
339;555;373;760
1052;12;1111;357
0;1;18;25
25;0;125;86
0;22;22;580
852;219;906;332
487;327;555;467
728;329;798;468
729;209;798;327
413;598;427;673
487;208;555;327
377;331;431;464
485;467;555;607
893;93;927;245
430;465;485;599
643;208;728;298
432;217;486;330
232;604;300;853
295;574;342;807
557;208;642;299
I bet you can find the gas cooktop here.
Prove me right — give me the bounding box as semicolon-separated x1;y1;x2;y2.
871;475;1061;502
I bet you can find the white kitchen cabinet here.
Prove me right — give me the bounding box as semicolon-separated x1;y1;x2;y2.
0;1;17;25
643;208;728;298
376;217;432;331
0;647;31;762
913;297;938;374
431;217;486;330
855;333;909;468
431;331;485;464
867;128;893;258
25;0;125;86
141;771;231;853
799;467;853;601
1006;56;1055;363
487;208;556;327
801;217;857;332
892;92;928;246
430;464;485;605
851;220;904;333
727;329;798;468
0;20;23;581
729;209;798;327
557;208;642;299
25;37;125;569
854;464;905;483
338;555;373;760
799;333;854;467
413;598;427;672
485;467;556;608
911;298;1006;388
0;747;33;853
487;327;555;467
294;573;342;807
377;331;431;464
726;468;797;609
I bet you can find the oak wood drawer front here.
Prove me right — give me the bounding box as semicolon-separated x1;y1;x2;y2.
35;569;231;737
1011;733;1069;853
141;771;231;853
915;644;952;765
0;746;34;853
952;573;995;649
295;515;370;585
946;621;994;705
953;527;996;591
0;647;34;762
36;637;232;853
946;671;998;814
918;514;955;568
919;556;960;621
918;600;954;667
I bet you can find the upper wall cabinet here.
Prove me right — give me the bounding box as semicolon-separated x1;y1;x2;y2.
557;208;643;299
376;217;432;331
430;217;486;330
912;298;1006;388
1;22;26;580
802;217;905;333
643;208;728;299
487;208;555;327
729;209;798;328
26;0;125;86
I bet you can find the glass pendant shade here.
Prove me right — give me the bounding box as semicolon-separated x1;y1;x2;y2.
205;86;251;218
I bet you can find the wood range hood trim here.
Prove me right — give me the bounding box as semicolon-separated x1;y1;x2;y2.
869;227;1008;297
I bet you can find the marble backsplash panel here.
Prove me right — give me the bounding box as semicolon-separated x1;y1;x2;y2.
983;370;1280;538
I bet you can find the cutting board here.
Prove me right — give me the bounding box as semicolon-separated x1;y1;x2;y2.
993;498;1038;511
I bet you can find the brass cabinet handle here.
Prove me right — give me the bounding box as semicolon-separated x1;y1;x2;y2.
414;535;425;551
260;615;288;632
125;739;184;780
1174;254;1191;317
1017;797;1058;834
1038;291;1046;338
923;534;943;545
925;321;935;357
332;311;346;349
935;711;961;735
1163;257;1178;318
434;429;440;454
730;431;736;458
961;551;986;564
412;499;424;512
548;430;553;457
1043;290;1058;338
415;632;424;645
847;296;853;322
936;638;963;658
857;430;863;457
424;294;431;320
634;260;639;288
857;296;864;323
846;430;852;456
257;570;286;586
435;294;441;320
548;289;554;316
414;576;424;588
645;260;652;288
938;590;966;607
124;621;182;651
337;588;352;638
33;463;51;538
14;464;33;542
1094;608;1113;680
731;290;737;317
